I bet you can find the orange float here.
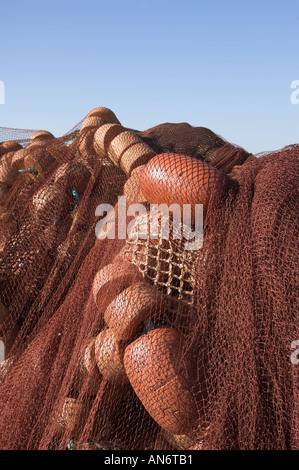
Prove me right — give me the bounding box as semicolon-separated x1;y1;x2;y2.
119;142;155;176
108;131;144;166
54;397;94;442
72;338;101;395
80;116;107;130
104;281;165;340
93;261;143;312
76;128;97;157
158;428;196;450
123;326;198;434
11;148;27;170
54;397;79;439
93;123;123;156
123;165;147;205
30;130;54;143
94;328;128;384
87;106;121;124
0;152;18;186
24;145;56;180
140;153;227;220
31;185;68;222
121;209;173;281
0;140;22;156
53;159;92;196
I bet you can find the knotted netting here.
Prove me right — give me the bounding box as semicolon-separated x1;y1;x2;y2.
0;108;298;450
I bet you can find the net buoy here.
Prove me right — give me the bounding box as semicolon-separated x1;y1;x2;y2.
53;159;92;195
0;152;18;186
76;128;97;157
11;148;27;170
30;130;54;143
104;281;165;340
124;326;198;434
81;116;107;130
120;209;173;284
0;140;22;156
108;131;144;166
93;123;123;156
24;146;56;180
120;142;155;176
72;338;101;395
123;165;147;204
87;107;121;124
54;397;79;439
158;428;196;450
93;262;143;312
31;185;69;222
140;152;229;221
94;328;128;384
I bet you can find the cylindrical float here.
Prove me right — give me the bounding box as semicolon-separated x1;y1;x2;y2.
87;106;121;124
53;159;92;196
11;148;27;170
31;184;70;222
54;397;92;442
120;142;156;176
93;123;123;156
30;130;54;143
120;210;171;284
123;165;147;204
94;328;128;384
0;152;19;186
80;116;107;131
108;131;144;166
93;262;143;312
104;281;165;340
76;128;97;157
54;397;79;439
0;140;22;156
72;338;102;395
24;145;56;180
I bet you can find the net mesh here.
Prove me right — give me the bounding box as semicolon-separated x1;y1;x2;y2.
0;108;298;450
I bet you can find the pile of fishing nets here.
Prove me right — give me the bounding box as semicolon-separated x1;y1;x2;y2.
0;107;298;450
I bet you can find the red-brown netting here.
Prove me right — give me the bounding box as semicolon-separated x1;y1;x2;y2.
0;108;298;450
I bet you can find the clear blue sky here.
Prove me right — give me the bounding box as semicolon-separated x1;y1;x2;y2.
0;0;298;154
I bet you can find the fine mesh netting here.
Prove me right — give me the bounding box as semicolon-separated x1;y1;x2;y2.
0;107;298;450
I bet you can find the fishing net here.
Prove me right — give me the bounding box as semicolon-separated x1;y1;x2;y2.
0;107;298;450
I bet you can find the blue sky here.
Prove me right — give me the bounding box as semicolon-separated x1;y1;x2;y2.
0;0;298;154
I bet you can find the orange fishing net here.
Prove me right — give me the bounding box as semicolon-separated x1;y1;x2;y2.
0;108;298;450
